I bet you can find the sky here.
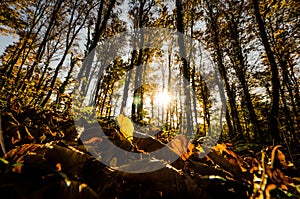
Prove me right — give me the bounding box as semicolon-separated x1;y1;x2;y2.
0;35;18;55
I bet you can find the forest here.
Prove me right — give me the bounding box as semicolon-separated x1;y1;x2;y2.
0;0;299;198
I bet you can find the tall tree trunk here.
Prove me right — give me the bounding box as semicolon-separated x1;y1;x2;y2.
167;48;172;130
224;10;262;139
132;34;145;122
175;0;193;136
55;54;77;106
2;0;46;88
205;0;243;138
40;3;89;107
120;60;134;114
78;0;117;96
20;0;63;91
213;66;233;139
131;0;146;123
252;0;280;143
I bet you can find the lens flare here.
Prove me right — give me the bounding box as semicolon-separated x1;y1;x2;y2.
154;90;171;106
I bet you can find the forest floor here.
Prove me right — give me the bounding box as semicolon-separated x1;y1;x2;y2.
0;105;299;199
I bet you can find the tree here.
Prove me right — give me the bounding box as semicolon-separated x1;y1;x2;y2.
77;0;119;97
261;0;300;143
203;0;243;138
20;0;64;92
221;0;261;139
175;0;194;136
252;0;281;142
40;0;93;106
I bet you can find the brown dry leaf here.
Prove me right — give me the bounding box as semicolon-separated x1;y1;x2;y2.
280;184;288;190
181;143;194;161
250;158;261;173
42;125;57;137
6;121;22;145
265;184;277;199
11;132;21;144
5;144;43;162
276;149;289;168
56;163;62;171
169;135;194;161
169;135;187;156
24;126;34;141
214;143;247;173
44;144;92;175
4;112;20;125
83;137;103;145
271;168;289;186
228;156;238;165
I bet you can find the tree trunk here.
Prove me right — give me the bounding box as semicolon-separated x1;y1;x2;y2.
175;0;194;136
252;0;280;143
20;0;63;91
78;0;116;96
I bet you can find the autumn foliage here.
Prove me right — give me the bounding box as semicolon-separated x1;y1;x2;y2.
0;0;299;198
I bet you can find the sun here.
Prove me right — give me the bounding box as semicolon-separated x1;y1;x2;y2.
154;90;172;106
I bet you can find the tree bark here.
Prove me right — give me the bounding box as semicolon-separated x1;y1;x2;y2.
205;0;243;138
252;0;280;142
175;0;194;136
78;0;117;96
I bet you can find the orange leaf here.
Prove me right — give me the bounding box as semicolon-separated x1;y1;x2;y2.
169;135;195;161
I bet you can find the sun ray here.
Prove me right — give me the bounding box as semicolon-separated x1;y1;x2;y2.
154;90;172;106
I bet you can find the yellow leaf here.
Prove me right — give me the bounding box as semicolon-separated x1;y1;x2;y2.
213;143;227;154
116;114;134;141
79;183;87;192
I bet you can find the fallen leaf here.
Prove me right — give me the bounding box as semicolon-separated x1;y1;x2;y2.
116;114;134;141
83;137;103;145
